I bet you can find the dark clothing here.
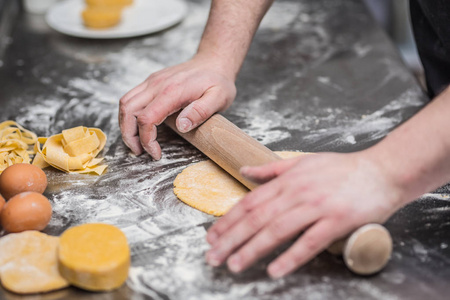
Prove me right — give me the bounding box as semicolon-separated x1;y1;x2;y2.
410;0;450;98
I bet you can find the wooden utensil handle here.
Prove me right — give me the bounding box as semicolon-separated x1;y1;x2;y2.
165;113;281;190
165;113;392;275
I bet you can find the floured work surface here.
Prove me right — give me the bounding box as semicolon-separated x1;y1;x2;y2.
1;0;449;299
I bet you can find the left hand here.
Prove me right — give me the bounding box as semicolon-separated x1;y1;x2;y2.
205;151;405;278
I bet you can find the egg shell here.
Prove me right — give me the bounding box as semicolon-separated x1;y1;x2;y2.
0;194;4;213
0;192;52;233
0;164;48;200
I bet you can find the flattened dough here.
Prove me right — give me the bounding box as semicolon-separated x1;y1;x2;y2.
0;231;69;294
173;151;309;216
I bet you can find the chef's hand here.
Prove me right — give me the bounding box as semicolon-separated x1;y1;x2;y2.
205;152;404;278
119;55;236;159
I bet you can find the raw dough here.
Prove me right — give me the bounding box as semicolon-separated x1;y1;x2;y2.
33;126;107;175
86;0;133;8
58;223;130;291
0;231;69;294
173;151;308;216
0;121;38;173
82;7;122;29
83;0;133;29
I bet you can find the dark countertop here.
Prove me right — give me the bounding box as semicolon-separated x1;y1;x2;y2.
1;0;450;299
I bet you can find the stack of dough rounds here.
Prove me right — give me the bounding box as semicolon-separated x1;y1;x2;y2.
0;231;69;294
86;0;133;8
173;151;309;216
82;0;133;29
33;126;107;175
82;7;122;29
58;223;130;291
0;121;37;174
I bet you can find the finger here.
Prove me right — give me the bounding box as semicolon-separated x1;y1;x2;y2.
176;87;229;133
119;88;155;155
225;205;319;273
267;219;350;278
240;157;302;184
206;188;303;267
206;179;283;246
119;87;155;128
136;93;183;159
119;81;147;105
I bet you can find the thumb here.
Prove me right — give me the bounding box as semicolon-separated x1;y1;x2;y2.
240;158;301;184
176;87;230;133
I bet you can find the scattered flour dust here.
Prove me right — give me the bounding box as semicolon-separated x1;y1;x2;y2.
234;87;424;147
9;1;437;299
65;1;209;105
301;88;424;147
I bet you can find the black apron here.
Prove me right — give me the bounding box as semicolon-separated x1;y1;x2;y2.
410;0;450;98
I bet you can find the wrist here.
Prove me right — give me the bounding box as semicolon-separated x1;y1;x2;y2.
363;143;427;208
193;50;239;82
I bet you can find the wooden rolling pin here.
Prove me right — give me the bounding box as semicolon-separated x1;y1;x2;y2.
164;113;392;275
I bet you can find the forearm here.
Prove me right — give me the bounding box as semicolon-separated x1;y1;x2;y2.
367;86;450;204
196;0;274;80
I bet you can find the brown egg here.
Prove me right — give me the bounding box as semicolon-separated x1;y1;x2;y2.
0;194;4;229
0;192;52;233
0;194;4;213
0;164;47;200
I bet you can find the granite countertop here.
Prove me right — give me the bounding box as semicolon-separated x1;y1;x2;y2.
1;0;450;299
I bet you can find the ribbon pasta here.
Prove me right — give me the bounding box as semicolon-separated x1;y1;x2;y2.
33;126;107;175
0;121;38;173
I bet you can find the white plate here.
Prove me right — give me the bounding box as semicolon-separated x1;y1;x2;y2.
46;0;188;39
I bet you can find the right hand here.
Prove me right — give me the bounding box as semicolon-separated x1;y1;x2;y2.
119;54;237;159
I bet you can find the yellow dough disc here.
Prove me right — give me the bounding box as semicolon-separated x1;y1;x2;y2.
58;223;130;292
0;231;69;294
173;151;310;216
82;7;122;29
86;0;133;8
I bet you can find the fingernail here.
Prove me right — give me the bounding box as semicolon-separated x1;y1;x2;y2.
178;118;192;133
240;166;250;175
228;255;242;273
206;251;221;267
268;263;285;279
130;149;141;156
207;232;218;245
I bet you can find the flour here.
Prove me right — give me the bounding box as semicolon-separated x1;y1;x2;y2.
259;2;303;30
412;239;429;263
65;1;209;105
353;43;372;57
421;193;450;201
381;271;406;285
2;0;441;298
68;50;165;104
232;86;424;149
301;88;424;148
